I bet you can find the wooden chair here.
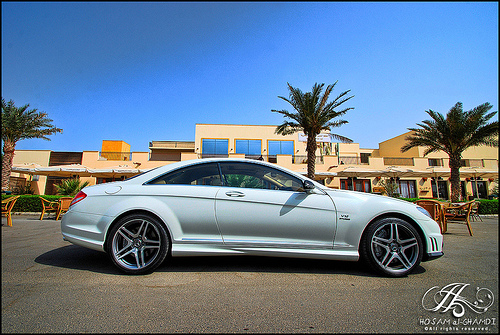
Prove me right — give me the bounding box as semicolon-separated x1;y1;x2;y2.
415;199;445;233
39;197;59;220
444;201;474;236
55;197;73;220
469;201;482;222
2;195;20;227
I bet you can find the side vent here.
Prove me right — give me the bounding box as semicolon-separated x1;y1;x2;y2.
429;237;439;252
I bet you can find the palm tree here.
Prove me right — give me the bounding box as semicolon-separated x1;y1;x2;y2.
401;102;498;202
1;98;63;191
272;82;354;179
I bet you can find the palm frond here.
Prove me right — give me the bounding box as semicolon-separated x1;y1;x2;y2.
2;98;62;143
271;82;354;178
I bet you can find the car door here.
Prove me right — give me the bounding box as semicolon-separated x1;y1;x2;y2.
144;162;223;243
215;162;337;248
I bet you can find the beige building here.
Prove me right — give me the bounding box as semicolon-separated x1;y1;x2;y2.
10;124;499;199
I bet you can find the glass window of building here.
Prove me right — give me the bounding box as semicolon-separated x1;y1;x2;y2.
235;140;262;156
428;158;443;167
340;179;371;193
431;179;449;199
398;180;416;198
202;139;228;157
268;140;294;156
471;180;488;199
360;153;371;164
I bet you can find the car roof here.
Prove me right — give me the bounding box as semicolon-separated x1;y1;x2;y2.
125;158;326;188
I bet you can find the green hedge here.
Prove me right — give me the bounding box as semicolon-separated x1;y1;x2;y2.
477;199;499;214
2;195;68;212
400;197;499;215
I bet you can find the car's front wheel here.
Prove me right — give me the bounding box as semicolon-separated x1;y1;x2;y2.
106;213;169;274
361;217;423;277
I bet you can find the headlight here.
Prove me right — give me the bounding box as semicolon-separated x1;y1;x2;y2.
416;206;432;219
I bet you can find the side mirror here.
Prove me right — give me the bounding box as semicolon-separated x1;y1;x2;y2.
303;180;315;192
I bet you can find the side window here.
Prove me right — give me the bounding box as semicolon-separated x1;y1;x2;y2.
147;163;222;186
219;162;304;191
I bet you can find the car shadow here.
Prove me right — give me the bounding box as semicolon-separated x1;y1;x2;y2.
35;245;426;277
35;245;122;275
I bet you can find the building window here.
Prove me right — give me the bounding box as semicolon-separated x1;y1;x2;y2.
398;180;416;198
268;140;294;156
360;153;371;164
202;139;228;157
428;158;443;167
461;159;484;167
431;179;449;200
235;140;262;156
471;181;488;199
340;178;371;193
97;177;126;184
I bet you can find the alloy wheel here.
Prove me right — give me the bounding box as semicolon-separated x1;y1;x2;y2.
108;214;169;274
362;218;423;277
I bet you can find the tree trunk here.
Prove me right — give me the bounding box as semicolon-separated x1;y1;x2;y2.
2;140;16;192
306;135;317;180
449;154;462;202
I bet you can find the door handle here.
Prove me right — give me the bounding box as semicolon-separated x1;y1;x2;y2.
225;191;245;197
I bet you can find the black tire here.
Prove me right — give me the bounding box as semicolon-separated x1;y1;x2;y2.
360;217;423;277
106;213;169;275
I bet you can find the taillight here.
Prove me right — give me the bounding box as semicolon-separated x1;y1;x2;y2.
70;191;87;207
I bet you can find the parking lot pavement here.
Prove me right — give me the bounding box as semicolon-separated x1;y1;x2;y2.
2;214;498;333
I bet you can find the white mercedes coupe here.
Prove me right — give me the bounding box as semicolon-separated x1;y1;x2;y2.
61;158;443;276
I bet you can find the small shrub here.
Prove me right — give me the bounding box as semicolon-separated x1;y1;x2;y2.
54;178;89;197
378;178;400;198
478;199;499;215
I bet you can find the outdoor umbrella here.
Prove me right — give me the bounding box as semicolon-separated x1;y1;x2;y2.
460;167;498;179
461;167;499;199
294;169;337;179
426;167;451;179
88;165;143;178
380;166;431;179
11;163;43;174
34;164;92;177
335;166;383;178
425;167;451;198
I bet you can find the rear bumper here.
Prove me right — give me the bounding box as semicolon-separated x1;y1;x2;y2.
61;210;109;252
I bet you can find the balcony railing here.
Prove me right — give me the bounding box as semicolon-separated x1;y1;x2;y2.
383;157;414;166
200;154;229;159
99;152;132;161
339;156;362;165
149;141;195;150
292;155;324;164
461;159;484;168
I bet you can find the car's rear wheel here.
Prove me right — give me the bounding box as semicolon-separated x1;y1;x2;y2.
106;213;169;274
361;217;423;277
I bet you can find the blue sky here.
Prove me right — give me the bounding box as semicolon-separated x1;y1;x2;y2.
2;2;498;153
